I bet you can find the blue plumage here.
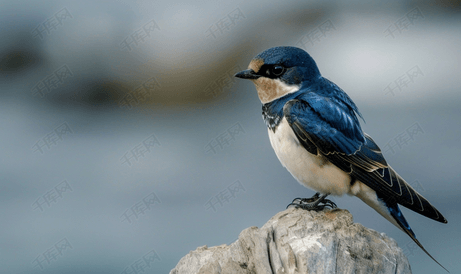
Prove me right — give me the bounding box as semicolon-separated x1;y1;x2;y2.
254;46;320;86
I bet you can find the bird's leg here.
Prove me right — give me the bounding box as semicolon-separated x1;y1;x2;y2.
287;192;337;211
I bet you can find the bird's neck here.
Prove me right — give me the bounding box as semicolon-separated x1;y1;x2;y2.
262;92;299;132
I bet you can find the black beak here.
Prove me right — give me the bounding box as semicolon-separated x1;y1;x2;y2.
234;69;260;80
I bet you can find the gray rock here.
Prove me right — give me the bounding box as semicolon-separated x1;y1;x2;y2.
170;208;411;274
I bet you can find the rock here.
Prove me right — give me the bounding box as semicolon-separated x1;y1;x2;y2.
170;208;411;274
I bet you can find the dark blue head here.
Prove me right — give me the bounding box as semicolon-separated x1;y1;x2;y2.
235;46;321;103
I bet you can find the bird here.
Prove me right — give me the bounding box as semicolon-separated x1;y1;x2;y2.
234;46;448;271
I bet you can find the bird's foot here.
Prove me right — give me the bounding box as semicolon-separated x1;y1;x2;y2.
286;193;337;211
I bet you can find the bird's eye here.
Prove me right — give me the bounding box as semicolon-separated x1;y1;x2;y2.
270;65;285;77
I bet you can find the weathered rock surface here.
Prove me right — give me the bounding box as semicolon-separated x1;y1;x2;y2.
170;208;411;274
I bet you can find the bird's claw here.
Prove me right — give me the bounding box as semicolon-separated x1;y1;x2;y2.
287;193;337;211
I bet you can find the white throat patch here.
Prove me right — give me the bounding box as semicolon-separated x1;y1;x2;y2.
251;78;300;104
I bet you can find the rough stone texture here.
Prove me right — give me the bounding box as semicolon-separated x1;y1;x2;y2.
170;208;411;274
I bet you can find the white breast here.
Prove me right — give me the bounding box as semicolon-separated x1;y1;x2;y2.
268;118;352;196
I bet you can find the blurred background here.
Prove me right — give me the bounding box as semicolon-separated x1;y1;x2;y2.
1;0;460;273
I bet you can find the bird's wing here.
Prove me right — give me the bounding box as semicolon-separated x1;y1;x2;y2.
283;96;447;223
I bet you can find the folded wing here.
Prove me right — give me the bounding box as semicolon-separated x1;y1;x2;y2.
283;96;447;223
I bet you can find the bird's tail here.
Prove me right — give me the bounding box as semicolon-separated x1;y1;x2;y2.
387;202;450;273
356;187;449;272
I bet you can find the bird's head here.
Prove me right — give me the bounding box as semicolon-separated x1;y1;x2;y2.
235;46;321;104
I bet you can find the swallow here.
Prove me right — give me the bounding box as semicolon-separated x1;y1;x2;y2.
235;46;448;271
